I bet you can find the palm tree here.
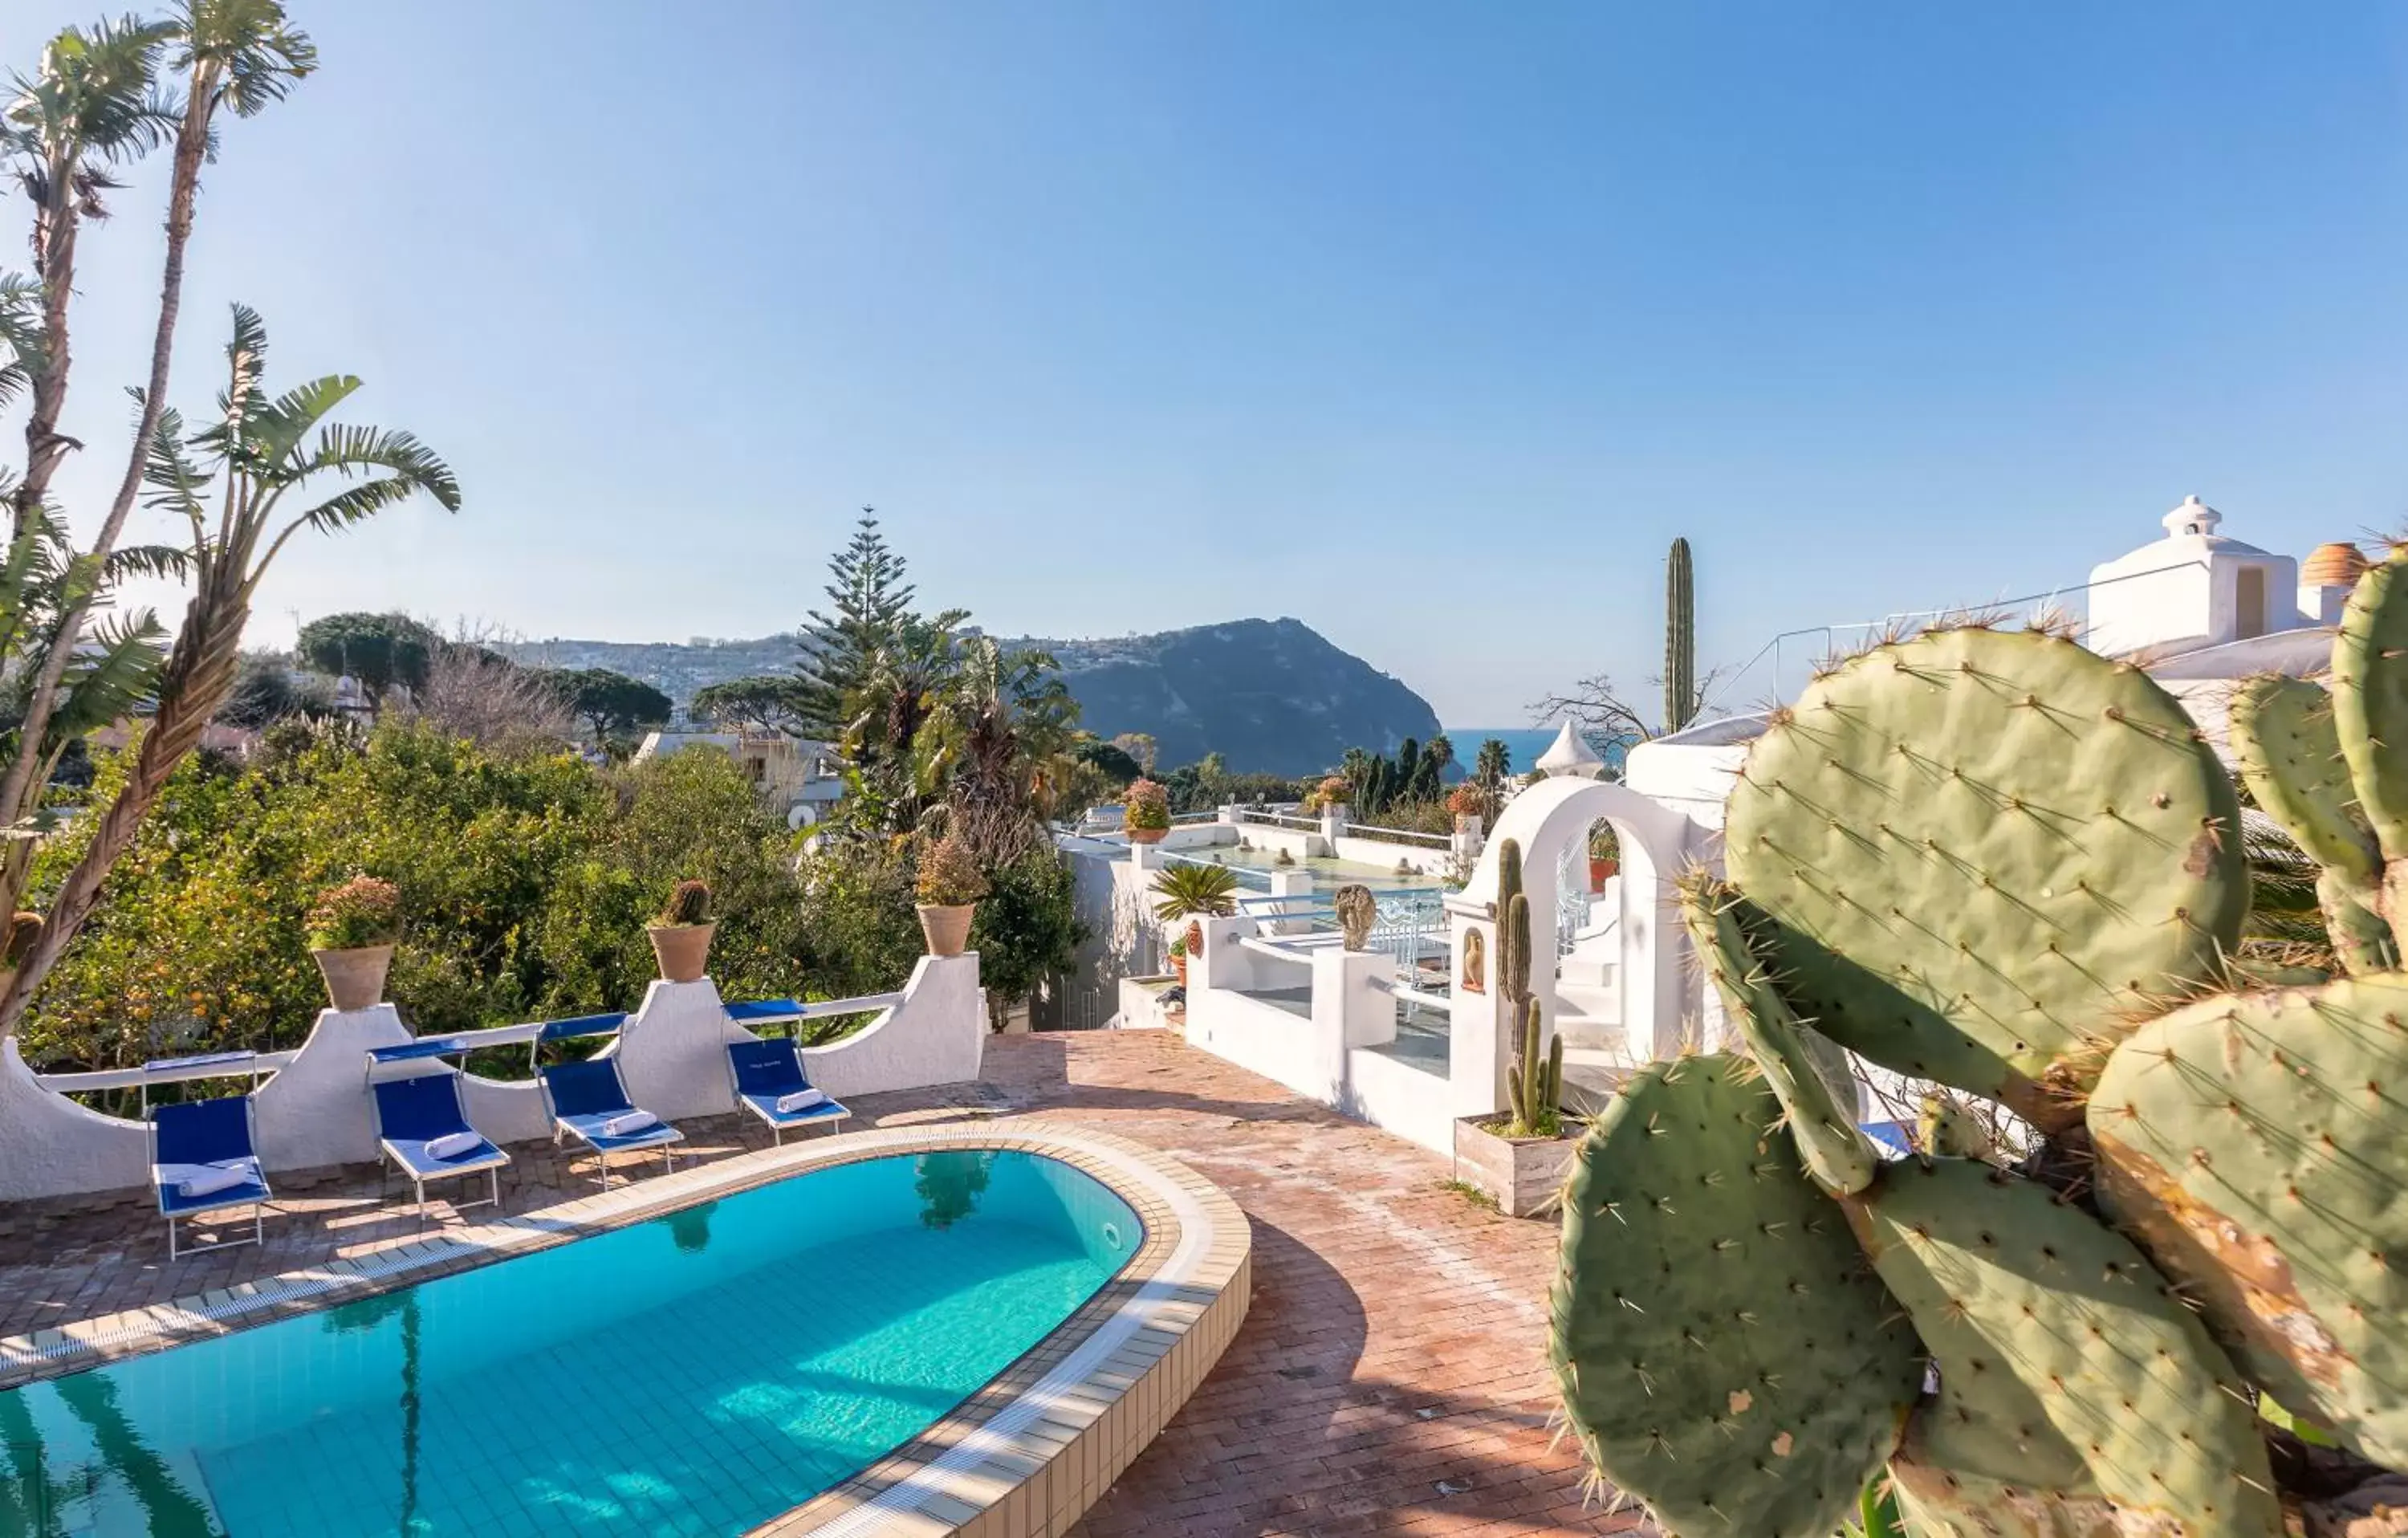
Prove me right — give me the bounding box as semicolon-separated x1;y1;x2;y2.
911;637;1080;863
4;15;180;519
0;2;313;869
0;307;458;1032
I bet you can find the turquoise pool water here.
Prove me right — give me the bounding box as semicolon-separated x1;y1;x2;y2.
0;1149;1137;1537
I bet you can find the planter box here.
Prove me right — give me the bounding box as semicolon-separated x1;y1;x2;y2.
1454;1114;1580;1219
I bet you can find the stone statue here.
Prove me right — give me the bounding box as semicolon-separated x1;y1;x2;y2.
1333;885;1377;952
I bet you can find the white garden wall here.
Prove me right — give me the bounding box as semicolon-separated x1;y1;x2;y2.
0;954;984;1206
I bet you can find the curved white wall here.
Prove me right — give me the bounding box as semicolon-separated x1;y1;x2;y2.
0;954;986;1205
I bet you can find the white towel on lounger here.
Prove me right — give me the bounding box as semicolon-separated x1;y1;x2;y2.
177;1166;249;1199
423;1130;480;1160
600;1110;657;1137
775;1088;826;1114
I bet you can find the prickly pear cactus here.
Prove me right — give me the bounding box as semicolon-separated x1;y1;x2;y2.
1549;1055;1922;1537
2232;673;2378;878
2089;973;2408;1469
1726;625;2245;1128
1849;1158;2284;1536
1680;877;1876;1195
2333;550;2408;940
2230;673;2397;974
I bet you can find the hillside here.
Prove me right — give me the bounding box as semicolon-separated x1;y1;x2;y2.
501;617;1438;775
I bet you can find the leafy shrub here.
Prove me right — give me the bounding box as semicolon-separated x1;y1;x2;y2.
306;876;401;950
970;848;1084;1030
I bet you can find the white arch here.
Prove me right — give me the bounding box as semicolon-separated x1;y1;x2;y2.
1444;775;1706;1108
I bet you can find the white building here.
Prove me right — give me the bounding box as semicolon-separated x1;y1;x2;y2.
1630;495;2369;812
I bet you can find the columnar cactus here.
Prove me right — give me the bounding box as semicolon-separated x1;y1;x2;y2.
1665;536;1696;734
1491;838;1560;1135
1552;576;2408;1536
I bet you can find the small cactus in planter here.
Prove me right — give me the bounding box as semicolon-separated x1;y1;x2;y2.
1452;837;1576;1216
1122;778;1171;844
646;878;717;983
915;833;988;957
307;876;401;1011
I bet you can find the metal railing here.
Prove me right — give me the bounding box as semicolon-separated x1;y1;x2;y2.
1232;805;1319;832
1342;821;1451;851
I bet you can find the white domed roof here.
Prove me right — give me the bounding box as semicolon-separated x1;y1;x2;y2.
1536;719;1604;778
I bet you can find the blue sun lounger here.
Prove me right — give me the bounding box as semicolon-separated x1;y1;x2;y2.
370;1068;510;1215
539;1058;681;1189
151;1096;274;1260
726;1038;849;1144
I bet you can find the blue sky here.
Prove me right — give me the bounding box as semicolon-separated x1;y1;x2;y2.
14;2;2408;725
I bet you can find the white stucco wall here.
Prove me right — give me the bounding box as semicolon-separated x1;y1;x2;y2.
0;954;986;1206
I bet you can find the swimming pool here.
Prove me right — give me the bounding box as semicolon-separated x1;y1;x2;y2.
0;1149;1139;1536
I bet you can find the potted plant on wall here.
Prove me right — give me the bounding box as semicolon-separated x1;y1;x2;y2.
648;879;717;983
307;876;401;1011
916;832;989;956
1453;839;1581;1217
1167;932;1188;987
1446;783;1487;834
1588;824;1621;893
1123;778;1171;844
1152;862;1241;979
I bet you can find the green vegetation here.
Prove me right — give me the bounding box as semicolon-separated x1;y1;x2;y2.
914;834;986;906
0;6;462;1042
1149;863;1239;926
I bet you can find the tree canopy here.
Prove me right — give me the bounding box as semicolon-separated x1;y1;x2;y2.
690;674;811;735
532;667;672;745
295;612;437;706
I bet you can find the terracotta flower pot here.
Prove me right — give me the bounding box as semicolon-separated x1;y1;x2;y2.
917;902;975;958
647;922;716;983
311;944;394;1012
1171;952;1188;987
1589;856;1619;893
1126;824;1167;845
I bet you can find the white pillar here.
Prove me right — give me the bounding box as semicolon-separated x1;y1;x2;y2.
1267;869;1312;935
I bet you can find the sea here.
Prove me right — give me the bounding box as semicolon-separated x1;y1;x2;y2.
1446;727;1564;779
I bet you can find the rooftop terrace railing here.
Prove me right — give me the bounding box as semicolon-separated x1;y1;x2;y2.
1340;821;1450;851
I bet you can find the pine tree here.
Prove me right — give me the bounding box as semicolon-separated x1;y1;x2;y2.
790;509;919;742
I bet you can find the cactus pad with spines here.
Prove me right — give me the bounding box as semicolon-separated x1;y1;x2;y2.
1726;625;2245;1126
1913;1092;1993;1162
1849;1157;2283;1536
2231;673;2377;877
1548;1055;1922;1537
2333;549;2408;865
1680;877;1877;1195
2089;973;2408;1468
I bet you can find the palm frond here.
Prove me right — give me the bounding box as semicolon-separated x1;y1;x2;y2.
0;273;43;409
45;608;167;747
138;403;210;529
292;423;461;511
179;0;318;118
9;17;181;165
104;543;191;582
247;372;360;462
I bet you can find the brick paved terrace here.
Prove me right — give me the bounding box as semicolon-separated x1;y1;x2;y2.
0;1030;1646;1537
